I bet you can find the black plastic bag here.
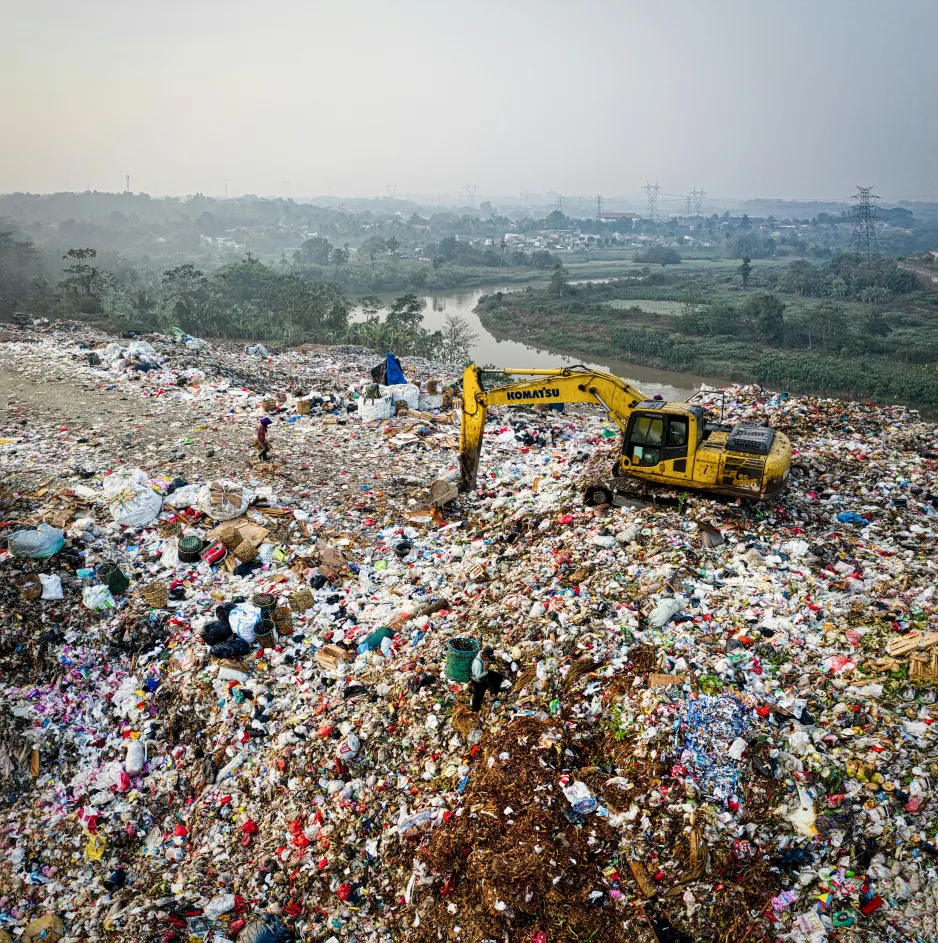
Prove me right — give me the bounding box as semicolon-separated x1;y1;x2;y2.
210;637;251;659
239;915;293;943
201;621;231;645
215;602;237;626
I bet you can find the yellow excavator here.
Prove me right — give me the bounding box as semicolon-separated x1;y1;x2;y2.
455;365;791;505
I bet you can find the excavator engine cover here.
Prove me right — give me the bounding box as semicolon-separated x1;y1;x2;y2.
726;423;775;456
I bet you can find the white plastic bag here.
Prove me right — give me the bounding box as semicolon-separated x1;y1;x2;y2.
109;488;162;527
39;574;64;600
83;585;115;611
125;740;147;775
165;484;201;508
381;383;419;410
104;468;163;527
418;393;444;410
359;396;393;421
160;537;180;568
230;603;260;644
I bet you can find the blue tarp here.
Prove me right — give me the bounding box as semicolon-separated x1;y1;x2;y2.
384;353;406;385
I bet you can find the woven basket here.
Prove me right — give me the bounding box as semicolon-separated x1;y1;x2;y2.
290;588;314;613
218;528;243;551
252;592;276;612
98;562;130;595
395;399;409;416
234;540;258;563
296;400;311;415
426;379;441;394
255;629;276;649
178;536;203;563
158;521;182;538
272;607;293;636
15;574;42;601
142;581;169;608
262;399;277;412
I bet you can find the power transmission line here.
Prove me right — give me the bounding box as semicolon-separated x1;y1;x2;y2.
386;183;397;198
685;193;693;217
694;188;706;215
595;194;603;219
463;183;478;207
642;181;662;218
850;186;880;260
554;194;564;213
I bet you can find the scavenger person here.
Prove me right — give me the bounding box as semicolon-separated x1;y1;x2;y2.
255;416;273;462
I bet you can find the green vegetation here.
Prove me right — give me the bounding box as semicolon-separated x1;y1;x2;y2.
476;257;938;406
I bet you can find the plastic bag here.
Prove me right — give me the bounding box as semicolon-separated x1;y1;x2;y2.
229;603;260;643
210;637;251;659
83;585;116;611
39;574;64;600
161;537;180;568
109;487;162;527
8;524;65;559
104;468;163;526
238;915;292;943
125;340;160;363
381;383;420;410
166;484;202;508
125;740;146;775
201;621;232;645
358;396;393;421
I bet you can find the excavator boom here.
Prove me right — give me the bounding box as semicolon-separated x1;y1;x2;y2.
455;364;791;502
459;365;646;489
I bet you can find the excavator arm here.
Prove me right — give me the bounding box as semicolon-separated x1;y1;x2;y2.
459;365;646;489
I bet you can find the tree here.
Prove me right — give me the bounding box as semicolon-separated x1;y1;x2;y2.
438;236;458;263
544;210;568;229
360;236;387;275
0;230;44;315
739;256;752;289
330;244;350;268
385;236;400;255
295;236;333;266
548;264;569;297
357;296;384;320
439;314;478;365
743;292;786;343
386;294;423;333
61;248;103;313
161;263;212;331
531;250;558;270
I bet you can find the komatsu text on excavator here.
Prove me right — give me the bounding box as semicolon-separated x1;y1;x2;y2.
456;365;791;504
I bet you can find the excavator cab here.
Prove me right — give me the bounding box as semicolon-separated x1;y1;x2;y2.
620;402;703;478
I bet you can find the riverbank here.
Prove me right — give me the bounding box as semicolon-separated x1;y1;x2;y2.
476;281;938;409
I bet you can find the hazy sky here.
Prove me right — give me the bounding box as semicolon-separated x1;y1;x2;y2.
2;0;937;204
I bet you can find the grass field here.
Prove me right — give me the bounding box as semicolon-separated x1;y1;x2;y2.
603;299;687;315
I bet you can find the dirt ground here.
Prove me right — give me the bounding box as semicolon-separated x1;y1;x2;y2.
0;363;426;500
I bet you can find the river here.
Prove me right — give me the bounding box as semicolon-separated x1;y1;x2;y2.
354;286;726;401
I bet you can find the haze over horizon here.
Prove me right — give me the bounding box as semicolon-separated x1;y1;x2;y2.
2;0;937;203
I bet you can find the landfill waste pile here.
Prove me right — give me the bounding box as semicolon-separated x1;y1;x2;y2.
0;321;937;943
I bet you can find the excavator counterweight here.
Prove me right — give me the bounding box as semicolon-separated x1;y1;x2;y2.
452;365;791;504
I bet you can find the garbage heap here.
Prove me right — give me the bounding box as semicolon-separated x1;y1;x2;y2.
0;325;936;943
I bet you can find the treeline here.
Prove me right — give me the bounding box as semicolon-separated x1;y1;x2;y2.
0;230;479;361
